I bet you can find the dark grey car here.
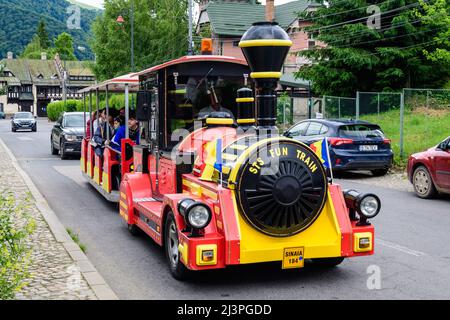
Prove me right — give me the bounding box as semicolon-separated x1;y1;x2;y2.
51;112;87;159
11;112;37;132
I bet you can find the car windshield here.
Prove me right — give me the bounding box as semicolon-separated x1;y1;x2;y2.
338;124;385;139
15;113;33;119
64;115;85;127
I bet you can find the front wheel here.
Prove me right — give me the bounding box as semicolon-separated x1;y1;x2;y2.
51;137;58;155
164;212;189;280
413;166;437;199
60;141;68;160
311;257;345;268
371;168;389;176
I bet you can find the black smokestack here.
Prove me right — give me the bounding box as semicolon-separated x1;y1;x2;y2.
239;22;292;134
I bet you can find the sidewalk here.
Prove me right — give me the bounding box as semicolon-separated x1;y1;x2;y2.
0;138;118;300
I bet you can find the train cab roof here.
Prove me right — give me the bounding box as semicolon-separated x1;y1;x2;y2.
78;72;140;94
136;55;247;76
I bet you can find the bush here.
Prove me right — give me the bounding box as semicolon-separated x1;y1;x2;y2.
46;93;136;121
0;191;35;300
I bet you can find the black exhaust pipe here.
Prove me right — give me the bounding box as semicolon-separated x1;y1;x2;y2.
239;22;292;134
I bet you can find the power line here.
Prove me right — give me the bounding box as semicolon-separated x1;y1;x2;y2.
298;0;400;23
303;38;442;65
306;2;422;32
329;25;447;48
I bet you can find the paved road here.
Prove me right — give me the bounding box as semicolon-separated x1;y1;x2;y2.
1;119;449;300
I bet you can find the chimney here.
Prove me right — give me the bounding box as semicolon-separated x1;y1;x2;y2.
41;52;47;60
266;0;275;22
7;52;13;60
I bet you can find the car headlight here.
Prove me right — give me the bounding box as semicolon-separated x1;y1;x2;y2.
344;190;381;219
178;199;212;229
65;135;77;142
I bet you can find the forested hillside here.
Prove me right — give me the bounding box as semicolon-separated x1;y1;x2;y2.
0;0;100;60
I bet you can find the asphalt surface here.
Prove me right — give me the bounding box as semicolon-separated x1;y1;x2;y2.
1;119;449;300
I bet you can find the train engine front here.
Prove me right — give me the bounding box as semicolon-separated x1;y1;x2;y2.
121;22;381;280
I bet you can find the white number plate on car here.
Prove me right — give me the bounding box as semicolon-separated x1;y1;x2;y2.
360;145;378;151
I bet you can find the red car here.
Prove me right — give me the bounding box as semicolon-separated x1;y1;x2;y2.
407;136;450;198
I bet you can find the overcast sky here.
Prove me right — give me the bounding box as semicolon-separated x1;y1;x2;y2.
75;0;299;9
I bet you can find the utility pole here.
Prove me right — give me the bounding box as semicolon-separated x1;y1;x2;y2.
188;0;193;55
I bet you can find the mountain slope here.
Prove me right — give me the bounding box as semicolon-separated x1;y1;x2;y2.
0;0;99;60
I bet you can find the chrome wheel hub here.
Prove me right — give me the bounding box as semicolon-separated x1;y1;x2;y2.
168;222;179;266
414;170;429;195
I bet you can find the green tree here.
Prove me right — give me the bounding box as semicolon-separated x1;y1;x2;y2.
54;32;77;61
91;0;188;80
296;0;450;97
36;19;51;49
20;34;44;59
417;0;450;63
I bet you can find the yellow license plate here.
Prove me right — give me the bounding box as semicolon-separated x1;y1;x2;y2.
282;247;305;269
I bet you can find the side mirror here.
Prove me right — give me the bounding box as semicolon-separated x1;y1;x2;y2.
136;90;152;121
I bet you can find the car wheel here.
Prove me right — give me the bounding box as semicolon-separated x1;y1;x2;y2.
50;137;58;155
60;141;68;160
413;166;437;199
312;257;345;268
32;126;37;132
165;212;189;280
127;223;141;236
371;168;389;176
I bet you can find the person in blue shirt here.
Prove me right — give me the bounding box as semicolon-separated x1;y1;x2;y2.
110;112;140;153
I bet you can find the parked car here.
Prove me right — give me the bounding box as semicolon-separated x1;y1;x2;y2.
284;119;393;176
51;112;87;159
11;112;37;132
407;136;450;199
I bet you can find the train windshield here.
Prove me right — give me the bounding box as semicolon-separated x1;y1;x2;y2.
167;75;245;135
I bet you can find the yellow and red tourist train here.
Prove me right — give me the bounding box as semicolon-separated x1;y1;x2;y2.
79;22;381;280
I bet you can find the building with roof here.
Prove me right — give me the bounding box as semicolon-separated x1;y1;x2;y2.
197;0;321;76
0;52;95;117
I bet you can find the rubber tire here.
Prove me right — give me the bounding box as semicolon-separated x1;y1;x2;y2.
413;166;437;199
127;223;141;236
312;257;345;268
51;137;58;155
12;127;16;132
32;126;37;132
371;168;389;177
164;212;189;281
60;141;68;160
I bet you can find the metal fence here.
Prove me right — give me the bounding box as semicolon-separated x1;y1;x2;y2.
404;88;450;110
323;95;357;119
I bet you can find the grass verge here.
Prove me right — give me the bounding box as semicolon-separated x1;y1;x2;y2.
361;107;450;168
66;228;87;253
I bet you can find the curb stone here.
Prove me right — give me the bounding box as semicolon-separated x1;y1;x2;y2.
0;137;119;300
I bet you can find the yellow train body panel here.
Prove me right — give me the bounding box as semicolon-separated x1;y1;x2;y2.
235;191;342;264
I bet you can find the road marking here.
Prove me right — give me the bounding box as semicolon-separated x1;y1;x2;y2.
377;238;426;257
17;137;34;141
53;165;86;187
18;158;59;161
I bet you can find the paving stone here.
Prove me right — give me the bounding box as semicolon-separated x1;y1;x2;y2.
0;142;98;300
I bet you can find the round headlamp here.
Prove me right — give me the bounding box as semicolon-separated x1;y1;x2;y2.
358;194;381;219
344;190;381;219
178;199;212;229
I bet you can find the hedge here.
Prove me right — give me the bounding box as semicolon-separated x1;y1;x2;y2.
46;94;135;121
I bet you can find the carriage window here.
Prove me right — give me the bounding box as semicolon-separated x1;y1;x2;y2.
166;74;245;148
